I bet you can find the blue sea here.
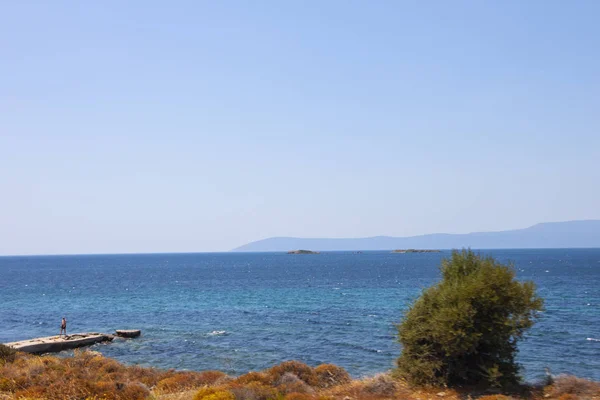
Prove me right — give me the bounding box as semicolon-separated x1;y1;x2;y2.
1;249;599;382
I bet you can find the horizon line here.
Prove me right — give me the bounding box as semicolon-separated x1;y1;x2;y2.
2;246;600;258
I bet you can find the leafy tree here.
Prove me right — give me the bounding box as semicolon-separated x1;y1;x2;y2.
396;249;544;387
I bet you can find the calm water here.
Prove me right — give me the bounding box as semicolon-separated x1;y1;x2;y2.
1;249;599;381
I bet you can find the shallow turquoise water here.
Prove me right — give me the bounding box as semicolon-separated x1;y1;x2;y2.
1;249;598;381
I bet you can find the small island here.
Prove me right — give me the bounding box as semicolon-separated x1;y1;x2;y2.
392;249;441;253
287;249;320;254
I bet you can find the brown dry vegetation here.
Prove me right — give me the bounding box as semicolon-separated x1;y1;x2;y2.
0;348;598;400
544;375;600;399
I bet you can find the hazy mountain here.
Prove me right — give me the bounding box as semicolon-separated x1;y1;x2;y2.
232;220;600;252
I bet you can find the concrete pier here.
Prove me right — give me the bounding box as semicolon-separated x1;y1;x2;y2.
115;329;141;338
5;332;115;354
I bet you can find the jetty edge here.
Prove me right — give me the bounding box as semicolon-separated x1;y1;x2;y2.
115;329;141;338
4;329;141;354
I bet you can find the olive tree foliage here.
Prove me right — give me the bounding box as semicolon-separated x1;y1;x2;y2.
0;343;17;364
396;249;544;388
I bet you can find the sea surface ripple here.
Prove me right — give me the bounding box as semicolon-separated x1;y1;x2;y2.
1;249;599;381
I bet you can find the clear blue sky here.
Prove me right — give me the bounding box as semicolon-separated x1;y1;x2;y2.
1;1;599;255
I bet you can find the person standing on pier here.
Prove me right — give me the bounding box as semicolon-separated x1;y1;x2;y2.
59;317;67;337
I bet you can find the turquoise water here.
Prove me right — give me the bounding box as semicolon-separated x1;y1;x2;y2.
1;249;599;381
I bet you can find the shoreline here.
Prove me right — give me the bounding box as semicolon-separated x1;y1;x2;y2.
0;349;598;400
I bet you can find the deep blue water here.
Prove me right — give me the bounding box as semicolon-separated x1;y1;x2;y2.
1;249;599;381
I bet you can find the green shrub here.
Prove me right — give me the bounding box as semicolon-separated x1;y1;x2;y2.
0;344;17;364
396;249;544;388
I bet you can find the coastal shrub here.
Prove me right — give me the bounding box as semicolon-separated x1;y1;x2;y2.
396;249;544;388
545;375;600;398
314;364;351;388
0;351;169;400
13;386;47;399
318;376;407;400
284;393;315;400
0;344;17;364
198;370;230;385
156;371;227;393
227;381;279;400
276;372;315;395
234;371;273;386
193;386;235;400
126;364;166;387
278;382;314;395
108;382;150;400
557;395;578;400
268;361;318;386
362;374;397;396
156;370;229;392
0;376;16;392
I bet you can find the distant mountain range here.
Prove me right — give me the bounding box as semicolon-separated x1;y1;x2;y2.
232;220;600;252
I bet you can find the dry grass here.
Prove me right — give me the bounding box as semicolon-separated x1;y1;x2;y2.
156;389;200;400
192;386;235;400
156;371;229;394
226;382;279;400
268;361;319;387
544;375;600;399
0;350;597;400
319;373;427;400
283;393;314;400
232;372;273;386
0;350;220;400
313;364;351;389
